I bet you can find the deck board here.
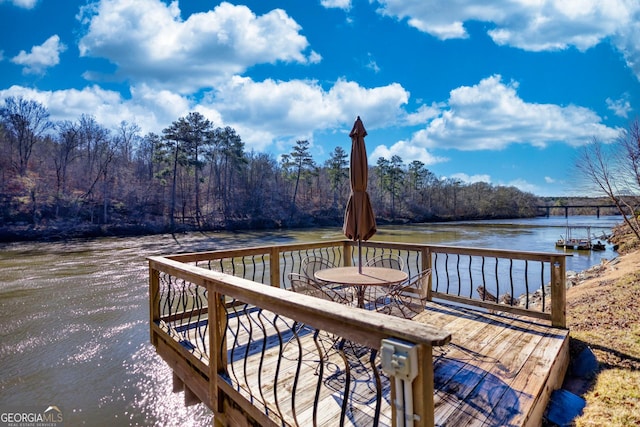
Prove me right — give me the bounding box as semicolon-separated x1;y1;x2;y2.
416;302;569;427
174;299;569;426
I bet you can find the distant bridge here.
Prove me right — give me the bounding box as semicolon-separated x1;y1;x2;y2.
536;205;619;218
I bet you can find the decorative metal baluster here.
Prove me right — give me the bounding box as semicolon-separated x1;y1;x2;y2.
509;259;515;306
541;262;546;312
289;320;305;426
271;313;286;424
468;256;474;298
258;254;266;284
455;254;462;296
524;261;530;308
369;348;382;427
193;284;207;358
160;273;173;320
337;338;351;427
312;329;324;427
495;257;500;303
432;253;440;293
255;310;271;415
444;253;451;294
282;251;293;285
226;300;244;387
481;257;487;300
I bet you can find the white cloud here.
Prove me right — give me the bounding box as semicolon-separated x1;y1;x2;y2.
544;176;556;184
203;76;410;152
375;0;640;79
502;178;539;194
0;0;38;9
0;72;621;171
449;172;491;184
11;35;66;74
0;84;191;136
612;17;640;82
606;96;632;118
369;140;448;166
410;75;620;151
366;53;380;73
0;73;412;155
404;103;442;126
321;0;351;10
308;50;323;64
77;0;316;93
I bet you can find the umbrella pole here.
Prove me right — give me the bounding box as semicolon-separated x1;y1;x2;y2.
358;240;362;274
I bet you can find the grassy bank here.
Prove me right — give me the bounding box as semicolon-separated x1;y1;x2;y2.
565;223;640;426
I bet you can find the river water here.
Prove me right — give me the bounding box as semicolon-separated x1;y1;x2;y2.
0;216;620;426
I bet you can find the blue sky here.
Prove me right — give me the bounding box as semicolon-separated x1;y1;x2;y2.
1;0;639;197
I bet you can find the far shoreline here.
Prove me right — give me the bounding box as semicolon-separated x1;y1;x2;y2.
0;213;622;245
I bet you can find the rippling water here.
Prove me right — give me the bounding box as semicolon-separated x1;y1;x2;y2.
0;216;620;426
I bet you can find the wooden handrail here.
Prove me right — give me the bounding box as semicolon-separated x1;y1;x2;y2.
149;256;451;349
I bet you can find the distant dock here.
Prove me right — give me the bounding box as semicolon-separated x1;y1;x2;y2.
555;225;607;251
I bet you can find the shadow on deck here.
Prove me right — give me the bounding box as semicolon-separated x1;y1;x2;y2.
421;301;569;426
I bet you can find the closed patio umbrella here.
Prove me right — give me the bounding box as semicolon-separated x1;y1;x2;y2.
343;116;377;273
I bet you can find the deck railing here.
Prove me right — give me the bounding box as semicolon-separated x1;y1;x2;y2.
149;240;567;426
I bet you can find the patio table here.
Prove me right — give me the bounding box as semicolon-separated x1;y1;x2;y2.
314;266;408;308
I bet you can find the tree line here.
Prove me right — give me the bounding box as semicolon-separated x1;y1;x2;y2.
0;96;542;240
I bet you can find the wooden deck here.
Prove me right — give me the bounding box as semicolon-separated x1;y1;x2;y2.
192;299;569;427
149;240;571;426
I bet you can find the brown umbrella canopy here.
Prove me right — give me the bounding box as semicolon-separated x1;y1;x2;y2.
343;116;377;242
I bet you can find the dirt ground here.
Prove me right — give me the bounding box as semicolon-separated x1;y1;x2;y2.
565;248;640;369
568;249;640;297
559;233;640;427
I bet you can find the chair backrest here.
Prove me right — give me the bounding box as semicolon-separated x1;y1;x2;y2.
402;269;432;300
375;269;431;319
288;273;351;304
289;273;317;295
415;269;432;299
365;254;405;271
301;256;335;279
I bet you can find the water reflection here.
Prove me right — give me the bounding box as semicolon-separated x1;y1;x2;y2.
0;216;619;425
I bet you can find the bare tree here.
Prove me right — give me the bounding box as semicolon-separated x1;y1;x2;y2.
0;96;54;175
617;120;640;194
576;121;640;241
73;115;117;223
54;120;82;217
115;120;141;164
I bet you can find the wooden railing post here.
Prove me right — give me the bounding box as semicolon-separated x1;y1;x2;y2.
411;343;435;427
269;246;280;287
550;256;566;328
209;284;228;423
342;241;353;267
149;266;160;346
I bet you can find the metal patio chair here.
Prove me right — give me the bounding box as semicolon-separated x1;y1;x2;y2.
373;269;431;319
286;273;356;369
289;272;353;305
